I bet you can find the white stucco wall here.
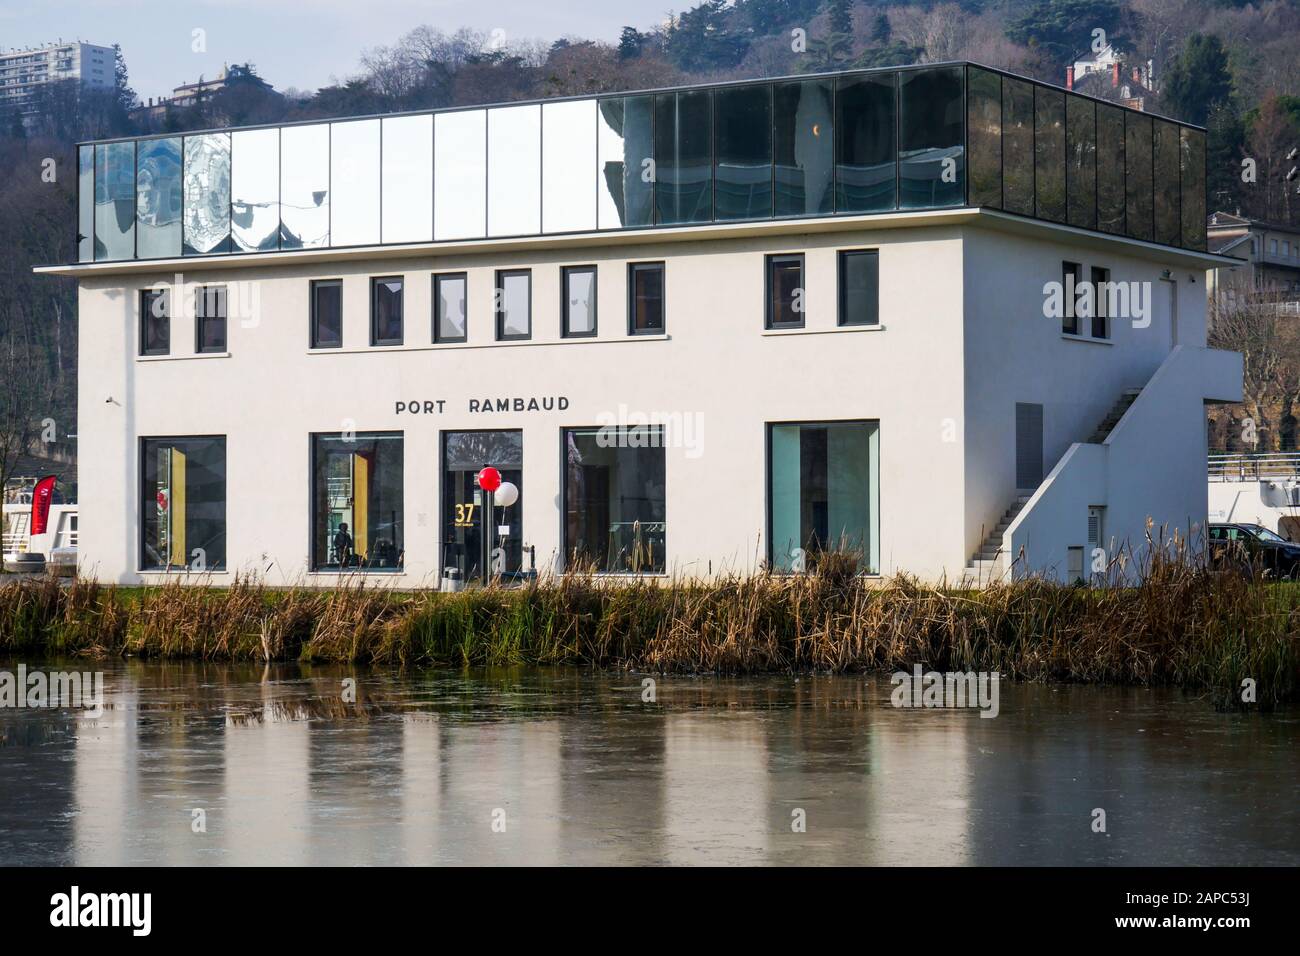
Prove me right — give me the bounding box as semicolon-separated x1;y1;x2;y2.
75;222;970;586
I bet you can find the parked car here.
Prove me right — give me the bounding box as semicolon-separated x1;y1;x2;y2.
1208;523;1300;578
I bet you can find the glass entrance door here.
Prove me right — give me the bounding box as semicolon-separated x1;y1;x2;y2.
441;430;523;580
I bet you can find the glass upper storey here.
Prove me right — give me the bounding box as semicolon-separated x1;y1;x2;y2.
75;63;1207;264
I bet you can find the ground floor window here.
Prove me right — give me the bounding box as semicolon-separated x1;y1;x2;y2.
768;420;879;573
441;430;523;579
311;432;404;571
140;436;226;571
564;427;666;573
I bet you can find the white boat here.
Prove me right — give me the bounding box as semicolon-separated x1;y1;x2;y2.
2;477;79;574
1208;453;1300;540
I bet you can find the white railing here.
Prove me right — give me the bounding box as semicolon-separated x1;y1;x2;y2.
1209;452;1300;482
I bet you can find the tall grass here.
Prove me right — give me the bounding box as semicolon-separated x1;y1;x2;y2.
0;555;1296;708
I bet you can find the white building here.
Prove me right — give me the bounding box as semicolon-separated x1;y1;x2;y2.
0;41;114;115
39;64;1241;587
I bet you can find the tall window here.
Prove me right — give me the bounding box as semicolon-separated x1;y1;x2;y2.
1062;261;1083;335
311;432;404;572
1090;266;1110;339
496;269;531;340
311;279;342;349
140;437;226;571
371;276;404;346
140;287;170;356
564;427;666;573
628;262;665;334
562;265;597;338
768;421;879;574
433;272;467;343
838;250;879;326
195;285;227;353
766;254;804;329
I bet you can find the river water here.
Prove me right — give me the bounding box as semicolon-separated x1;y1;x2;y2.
0;660;1296;866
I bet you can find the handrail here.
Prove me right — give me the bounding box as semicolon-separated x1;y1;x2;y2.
1209;452;1300;481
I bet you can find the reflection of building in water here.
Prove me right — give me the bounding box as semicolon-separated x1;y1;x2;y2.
662;714;770;864
74;674;140;865
868;712;972;866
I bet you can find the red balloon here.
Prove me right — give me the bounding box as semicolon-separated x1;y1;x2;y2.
476;467;502;493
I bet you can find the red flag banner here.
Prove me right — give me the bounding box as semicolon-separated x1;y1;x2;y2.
30;475;57;536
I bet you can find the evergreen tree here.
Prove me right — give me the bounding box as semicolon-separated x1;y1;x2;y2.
1161;34;1234;126
826;0;853;37
617;27;643;60
870;12;891;45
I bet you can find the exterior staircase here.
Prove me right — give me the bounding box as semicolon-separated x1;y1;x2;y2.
964;495;1030;582
1087;388;1141;443
963;387;1142;584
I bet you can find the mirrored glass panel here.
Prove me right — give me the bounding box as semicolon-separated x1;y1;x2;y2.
230;128;279;252
94;141;135;260
137;137;182;258
488;104;541;237
434;109;486;240
714;84;772;221
1066;94;1096;230
382;114;433;244
542;99;597;233
967;67;1001;208
279;123;330;249
1001;77;1034;216
1034;86;1066;223
836;73;895;213
597;96;654;229
331;119;380;247
183;133;231;255
655;90;712;224
77;145;93;262
774;79;833;218
1096;104;1125;234
1125;113;1153;242
1180;127;1206;251
1153;119;1181;247
899;67;963;209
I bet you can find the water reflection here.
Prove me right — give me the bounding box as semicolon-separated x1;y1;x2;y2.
0;661;1295;866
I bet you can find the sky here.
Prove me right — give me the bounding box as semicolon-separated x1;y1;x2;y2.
0;0;677;102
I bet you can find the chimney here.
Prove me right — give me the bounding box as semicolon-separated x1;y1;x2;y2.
1112;62;1121;88
1066;66;1075;90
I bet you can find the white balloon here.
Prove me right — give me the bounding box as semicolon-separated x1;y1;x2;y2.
494;481;519;508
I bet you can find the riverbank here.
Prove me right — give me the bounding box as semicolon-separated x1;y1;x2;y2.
0;563;1295;708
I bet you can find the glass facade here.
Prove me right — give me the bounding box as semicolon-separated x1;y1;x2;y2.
75;64;1208;263
769;421;879;574
311;432;404;571
564;427;667;574
140;437;226;571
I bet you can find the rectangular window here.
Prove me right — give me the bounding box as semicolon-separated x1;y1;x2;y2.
496;269;531;340
433;272;467;343
140;437;226;571
370;276;403;346
768;421;880;574
838;250;879;327
195;285;227;353
774;79;834;217
561;265;597;338
311;279;342;349
628;262;665;334
766;254;805;329
835;73;897;213
140;287;170;356
1090;266;1109;339
654;90;712;225
898;66;964;209
564;427;666;574
1062;261;1082;335
311;432;404;572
